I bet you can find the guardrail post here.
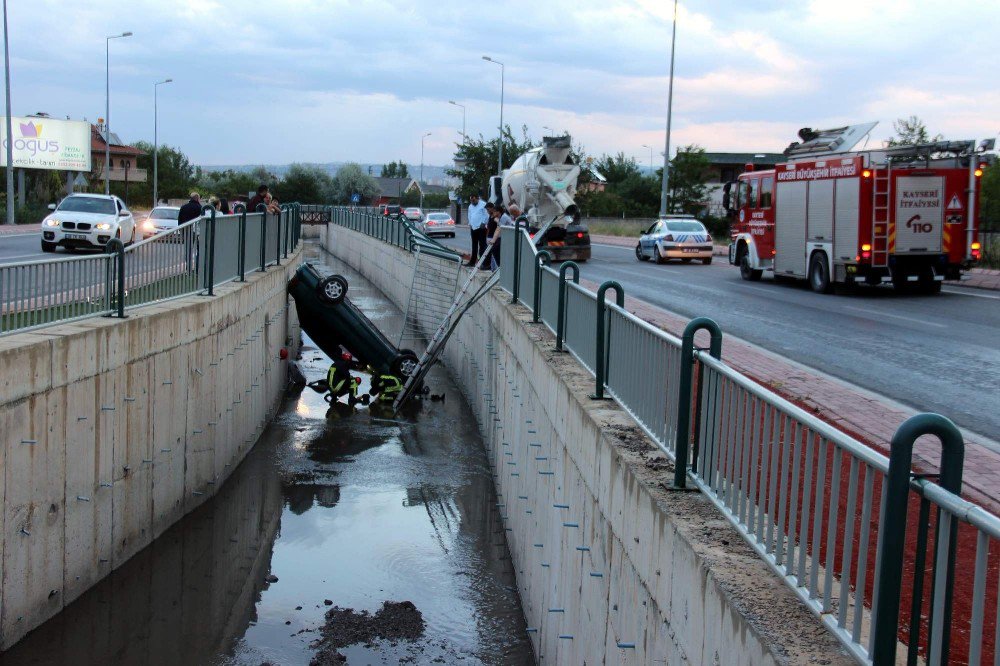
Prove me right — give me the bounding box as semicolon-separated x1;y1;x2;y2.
512;218;524;304
234;203;247;281
532;251;553;323
673;317;723;489
591;280;624;400
200;205;217;296
275;205;283;266
556;261;579;351
104;238;126;318
257;204;267;271
871;414;964;665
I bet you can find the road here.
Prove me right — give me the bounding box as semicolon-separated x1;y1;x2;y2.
445;232;1000;441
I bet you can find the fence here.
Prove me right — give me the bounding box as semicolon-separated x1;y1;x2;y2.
311;204;462;262
0;203;302;336
494;221;1000;664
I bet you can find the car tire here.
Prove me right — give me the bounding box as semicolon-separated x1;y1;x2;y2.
316;274;349;305
391;350;420;378
654;246;667;264
635;243;648;262
41;240;56;253
739;253;762;281
808;253;833;294
702;257;713;265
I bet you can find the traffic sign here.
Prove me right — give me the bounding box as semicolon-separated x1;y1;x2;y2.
946;194;963;210
351;193;361;203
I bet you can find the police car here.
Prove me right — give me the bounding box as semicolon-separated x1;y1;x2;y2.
635;215;713;265
41;194;137;252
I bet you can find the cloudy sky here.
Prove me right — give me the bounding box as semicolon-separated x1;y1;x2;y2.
9;0;999;166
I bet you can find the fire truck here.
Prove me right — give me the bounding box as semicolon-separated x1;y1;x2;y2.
725;123;991;294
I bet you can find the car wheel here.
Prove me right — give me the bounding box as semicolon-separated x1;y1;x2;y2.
391;350;420;378
635;243;648;262
739;253;763;281
702;257;713;265
808;254;833;294
316;274;349;305
41;240;56;253
654;246;667;264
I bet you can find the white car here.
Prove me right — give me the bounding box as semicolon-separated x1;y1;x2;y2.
419;211;456;238
635;215;714;265
41;194;137;252
140;206;181;239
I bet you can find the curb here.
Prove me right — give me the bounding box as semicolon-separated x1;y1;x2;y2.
0;224;41;236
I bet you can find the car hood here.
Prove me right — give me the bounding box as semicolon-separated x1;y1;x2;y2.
47;211;122;225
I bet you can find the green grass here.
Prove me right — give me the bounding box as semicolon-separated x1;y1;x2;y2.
980;235;1000;270
583;220;650;237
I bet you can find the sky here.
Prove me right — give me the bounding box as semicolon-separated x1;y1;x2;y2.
8;0;999;167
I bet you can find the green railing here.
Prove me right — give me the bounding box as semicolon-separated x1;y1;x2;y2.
308;205;461;263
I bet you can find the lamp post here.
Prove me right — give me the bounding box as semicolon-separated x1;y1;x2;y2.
105;31;132;196
482;55;504;175
153;78;172;206
642;144;654;172
2;0;13;225
448;100;466;143
420;132;431;210
658;0;678;216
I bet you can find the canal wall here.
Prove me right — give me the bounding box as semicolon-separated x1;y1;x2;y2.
321;226;852;665
0;246;301;649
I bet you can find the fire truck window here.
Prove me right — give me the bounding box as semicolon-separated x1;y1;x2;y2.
746;180;757;208
760;177;773;208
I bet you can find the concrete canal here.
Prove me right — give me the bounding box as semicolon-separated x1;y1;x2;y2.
0;249;533;665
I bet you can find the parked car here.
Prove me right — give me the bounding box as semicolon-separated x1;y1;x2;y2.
41;193;137;252
419;211;456;238
380;204;402;217
288;263;420;381
140;206;181;239
403;207;423;222
635;215;713;264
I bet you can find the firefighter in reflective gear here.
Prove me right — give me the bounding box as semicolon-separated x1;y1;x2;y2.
369;373;404;403
325;352;367;406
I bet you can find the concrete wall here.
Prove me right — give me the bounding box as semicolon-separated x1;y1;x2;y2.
321;225;853;665
0;246;301;649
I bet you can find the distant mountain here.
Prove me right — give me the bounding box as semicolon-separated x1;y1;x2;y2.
198;162;457;186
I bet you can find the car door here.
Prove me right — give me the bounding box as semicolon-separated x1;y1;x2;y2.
639;222;658;256
118;199;135;242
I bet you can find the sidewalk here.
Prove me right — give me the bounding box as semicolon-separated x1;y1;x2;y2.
0;223;41;236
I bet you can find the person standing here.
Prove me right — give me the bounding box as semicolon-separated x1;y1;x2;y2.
484;206;501;271
178;192;202;224
466;193;488;266
248;184;269;212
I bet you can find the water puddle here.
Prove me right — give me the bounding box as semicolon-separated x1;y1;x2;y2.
1;249;532;665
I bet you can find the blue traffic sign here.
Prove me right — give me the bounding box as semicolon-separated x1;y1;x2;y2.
351;193;361;203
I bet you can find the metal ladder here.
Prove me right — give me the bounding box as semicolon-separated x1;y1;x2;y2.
871;159;892;267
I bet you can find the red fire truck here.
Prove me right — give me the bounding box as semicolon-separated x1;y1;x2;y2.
725;124;990;294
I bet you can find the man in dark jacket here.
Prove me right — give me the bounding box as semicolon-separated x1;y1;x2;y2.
178;192;203;224
247;184;269;212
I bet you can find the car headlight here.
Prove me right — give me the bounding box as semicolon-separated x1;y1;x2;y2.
143;221;155;230
44;218;60;227
96;223;112;231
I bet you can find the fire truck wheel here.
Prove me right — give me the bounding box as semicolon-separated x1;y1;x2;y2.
808;254;833;294
635;244;648;262
739;254;762;281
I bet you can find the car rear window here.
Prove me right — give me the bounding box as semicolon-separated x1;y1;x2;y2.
426;213;450;220
666;221;704;232
57;197;116;215
150;208;179;220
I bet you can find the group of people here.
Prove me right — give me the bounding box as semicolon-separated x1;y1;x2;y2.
309;350;404;407
176;183;283;225
466;193;521;271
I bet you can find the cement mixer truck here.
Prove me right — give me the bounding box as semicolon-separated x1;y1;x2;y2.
488;135;591;262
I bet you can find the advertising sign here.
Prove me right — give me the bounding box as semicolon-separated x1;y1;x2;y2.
0;116;92;171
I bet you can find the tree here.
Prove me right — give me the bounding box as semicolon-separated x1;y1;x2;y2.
887;115;942;147
446;124;536;198
272;163;333;203
981;164;1000;232
593;152;641;186
330;163;379;204
107;141;196;207
666;145;711;215
381;160;409;178
196;169;261;199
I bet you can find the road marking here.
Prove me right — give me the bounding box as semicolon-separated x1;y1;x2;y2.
0;232;41;237
734;283;775;295
0;252;49;262
842;305;947;328
942;287;1000;300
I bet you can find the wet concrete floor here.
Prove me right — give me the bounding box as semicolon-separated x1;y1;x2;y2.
0;249;533;665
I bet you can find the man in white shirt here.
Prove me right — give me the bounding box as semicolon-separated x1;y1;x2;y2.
466;193;489;266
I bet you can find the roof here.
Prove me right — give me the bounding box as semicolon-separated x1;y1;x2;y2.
417;182;449;195
374;177;415;195
91;125;145;157
702;152;785;166
65;193;118;200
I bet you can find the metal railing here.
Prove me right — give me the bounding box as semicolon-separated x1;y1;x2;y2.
1;204;302;336
501;224;1000;664
322;205;462;262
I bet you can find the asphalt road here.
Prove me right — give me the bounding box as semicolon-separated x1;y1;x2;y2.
445;232;1000;441
0;232;48;263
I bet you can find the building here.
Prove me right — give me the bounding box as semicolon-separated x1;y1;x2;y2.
90;123;147;187
702;152;784;216
372;177;417;205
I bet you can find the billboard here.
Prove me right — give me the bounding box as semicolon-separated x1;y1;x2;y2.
0;116;92;171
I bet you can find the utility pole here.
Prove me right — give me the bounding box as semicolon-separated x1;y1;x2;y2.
420;132;431;210
482;56;505;175
3;0;13;225
659;0;678;217
105;31;132;195
153;78;172;206
448;100;466;143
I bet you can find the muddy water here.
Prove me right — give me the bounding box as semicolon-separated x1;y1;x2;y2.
1;250;533;665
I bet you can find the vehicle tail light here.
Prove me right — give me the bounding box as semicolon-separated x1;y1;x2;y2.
862;169;871;178
664;234;674;242
972;241;981;260
576;232;584;238
975;164;985;178
771;248;776;256
861;243;872;260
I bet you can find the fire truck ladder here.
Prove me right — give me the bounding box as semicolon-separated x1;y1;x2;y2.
871;159;892;267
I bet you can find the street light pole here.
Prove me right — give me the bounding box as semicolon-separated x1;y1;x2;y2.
482;56;504;176
105;31;132;196
642;144;654;172
448;100;466;143
3;0;13;225
153;78;172;207
420;132;431;210
659;0;678;217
